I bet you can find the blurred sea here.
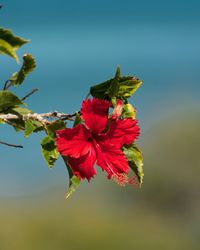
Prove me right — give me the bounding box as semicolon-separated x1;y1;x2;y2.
0;1;200;249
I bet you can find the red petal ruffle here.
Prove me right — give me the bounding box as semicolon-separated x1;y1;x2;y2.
101;118;140;148
68;146;97;181
56;124;92;158
81;98;110;134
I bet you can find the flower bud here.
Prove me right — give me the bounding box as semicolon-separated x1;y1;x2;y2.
123;103;136;119
112;99;123;119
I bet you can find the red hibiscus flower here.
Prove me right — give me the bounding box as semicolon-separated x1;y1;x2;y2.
56;98;140;184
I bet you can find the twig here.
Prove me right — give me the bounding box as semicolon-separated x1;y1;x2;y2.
3;80;11;90
21;88;38;101
0;140;23;148
61;112;79;121
0;111;77;124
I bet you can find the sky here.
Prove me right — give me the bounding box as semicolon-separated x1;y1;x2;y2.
0;0;199;196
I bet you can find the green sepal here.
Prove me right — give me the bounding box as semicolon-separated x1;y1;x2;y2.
123;143;144;185
46;120;66;138
10;54;36;86
41;135;59;168
122;103;136;119
0;90;23;112
73;112;82;127
0;27;29;62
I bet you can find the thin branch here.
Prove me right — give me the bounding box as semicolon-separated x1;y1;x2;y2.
0;140;23;148
61;112;79;121
3;80;11;90
0;111;78;124
21;88;38;101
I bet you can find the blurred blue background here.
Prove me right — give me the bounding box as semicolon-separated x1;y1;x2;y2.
0;0;200;249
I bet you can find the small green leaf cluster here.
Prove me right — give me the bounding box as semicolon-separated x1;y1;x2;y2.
0;27;38;131
0;25;73;197
90;66;142;101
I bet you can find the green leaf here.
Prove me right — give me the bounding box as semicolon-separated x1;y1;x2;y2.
46;120;66;138
41;136;59;168
10;119;25;132
62;156;81;199
66;175;81;199
0;38;19;62
10;54;36;86
118;77;142;98
90;68;142;99
0;90;23;112
0;28;28;47
12;107;33;115
106;79;119;98
3;107;33;132
90;66;120;99
115;65;121;79
123;143;144;185
24;120;43;137
0;28;29;62
90;79;112;99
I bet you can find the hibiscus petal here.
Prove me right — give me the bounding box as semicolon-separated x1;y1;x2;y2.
56;124;92;158
96;141;129;180
100;119;140;148
81;98;111;134
68;146;97;181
